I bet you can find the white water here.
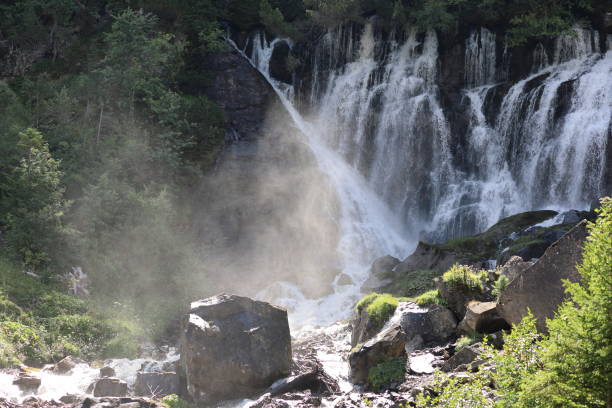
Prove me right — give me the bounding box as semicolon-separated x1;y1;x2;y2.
230;32;412;331
0;351;179;403
296;25;610;241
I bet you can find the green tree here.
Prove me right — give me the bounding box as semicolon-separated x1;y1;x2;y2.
4;128;69;269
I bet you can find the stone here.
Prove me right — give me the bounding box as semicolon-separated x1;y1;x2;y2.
398;302;457;344
361;255;400;290
60;394;82;404
498;221;588;332
409;353;435;374
393;242;459;276
13;374;41;392
349;301;456;385
180;294;292;404
435;277;487;320
99;366;116;378
92;377;128;397
457;301;509;334
134;371;179;397
442;345;481;372
351;307;381;348
53;355;86;374
498;256;533;281
349;324;406;385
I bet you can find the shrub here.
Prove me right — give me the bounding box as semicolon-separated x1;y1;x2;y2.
414;289;446;306
368;358;406;391
455;334;482;351
356;293;404;327
161;394;192;408
442;264;486;291
492;274;509;298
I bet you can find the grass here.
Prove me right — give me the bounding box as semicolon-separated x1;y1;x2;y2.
380;269;443;297
442;264;487;291
368;358;407;391
0;257;143;367
455;334;483;351
356;293;408;328
414;289;447;306
492;274;510;298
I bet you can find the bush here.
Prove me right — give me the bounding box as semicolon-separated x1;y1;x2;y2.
492;274;509;298
368;358;406;391
455;334;482;351
414;289;446;306
442;264;486;291
161;394;192;408
356;293;404;327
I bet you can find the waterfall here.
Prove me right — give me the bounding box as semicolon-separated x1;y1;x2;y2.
229;23;610;325
229;31;412;329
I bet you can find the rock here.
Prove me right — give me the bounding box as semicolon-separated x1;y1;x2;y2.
498;221;588;332
100;366;116;378
77;397;164;408
134;371;179;397
393;242;459;276
336;273;353;286
556;210;582;224
349;323;406;385
13;374;41;392
53;355;86;374
457;301;509;334
398;302;457;344
92;377;128;397
60;394;82;404
361;255;400;290
436;277;488;320
349;301;456;384
180;294;292;404
499;256;533;281
442;345;481;372
351;307;380;348
409;353;435;374
498;239;551;265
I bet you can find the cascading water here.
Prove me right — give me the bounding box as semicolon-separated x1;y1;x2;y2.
295;24;610;241
234;23;610;327
231;31;412;330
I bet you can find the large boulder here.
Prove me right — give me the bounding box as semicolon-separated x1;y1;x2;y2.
498;256;533;281
349;301;457;385
180;294;292;404
92;377;128;397
53;355;86;374
457;301;509;334
398;302;457;344
361;255;401;291
13;374;41;392
349;323;407;385
134;371;179;397
498;221;588;332
436;276;489;320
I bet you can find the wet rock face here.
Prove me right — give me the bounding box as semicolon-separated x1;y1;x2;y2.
53;356;85;374
134;371;179;397
199;49;275;141
180;294;292;404
498;221;588;332
13;374;41;392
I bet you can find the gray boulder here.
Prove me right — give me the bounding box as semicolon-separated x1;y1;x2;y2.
361;255;400;290
13;374;41;392
92;377;128;397
99;366;116;378
442;345;482;372
180;294;292;404
53;355;86;374
134;371;179;397
436;276;489;320
398;302;457;344
499;256;533;281
498;221;587;332
457;301;509;334
349;301;457;385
